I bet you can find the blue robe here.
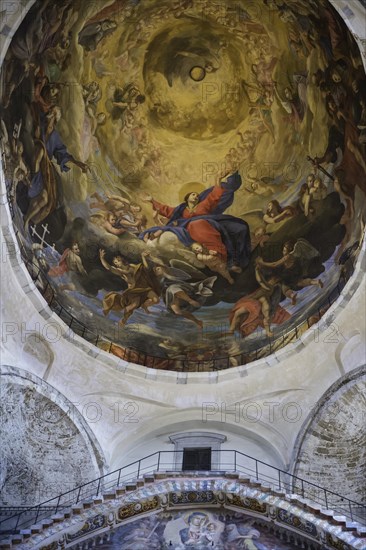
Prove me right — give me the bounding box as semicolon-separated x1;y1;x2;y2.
140;172;251;268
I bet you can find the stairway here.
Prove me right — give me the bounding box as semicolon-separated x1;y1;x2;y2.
0;452;365;549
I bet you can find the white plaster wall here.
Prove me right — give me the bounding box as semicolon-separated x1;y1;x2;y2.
0;0;365;491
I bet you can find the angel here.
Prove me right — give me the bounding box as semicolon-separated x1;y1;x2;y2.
110;83;145;122
145;253;217;329
251;57;278;97
82;81;101;109
229;267;289;337
78;20;117;52
89;49;114;77
99;250;160;326
99;249;139;289
245;178;276;197
309;177;327;200
90;192;131;217
0;119;11;170
10;141;30;198
129;203;147;232
191;242;235;284
242;82;275;142
250;226;270;250
90;211;127;236
263;200;296;231
256;238;324;305
274;76;307;129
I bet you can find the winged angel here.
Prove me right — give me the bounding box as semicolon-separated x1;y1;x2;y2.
256;238;324;305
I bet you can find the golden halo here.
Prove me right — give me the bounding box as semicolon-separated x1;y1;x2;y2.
179;181;206;203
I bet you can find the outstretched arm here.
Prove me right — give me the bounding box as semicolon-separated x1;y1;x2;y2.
141;251;150;269
256;254;288;268
99;249;126;275
104;221;126;235
140;192;175;218
99;249;112;271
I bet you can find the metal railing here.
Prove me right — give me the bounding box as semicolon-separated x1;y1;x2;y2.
4;216;349;373
0;450;364;537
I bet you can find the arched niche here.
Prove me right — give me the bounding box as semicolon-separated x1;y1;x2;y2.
0;365;107;506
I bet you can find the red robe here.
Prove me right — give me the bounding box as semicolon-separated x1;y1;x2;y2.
152;186;228;260
230;294;290;337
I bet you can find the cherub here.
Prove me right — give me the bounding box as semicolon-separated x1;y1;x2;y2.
117;202;147;234
298;173;315;216
90;192;131;217
191;242;234;284
90;211;126;236
129;203;147;232
251;226;270;250
308;176;327;201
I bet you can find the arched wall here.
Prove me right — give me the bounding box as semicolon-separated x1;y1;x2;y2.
290;365;366;505
0;365;107;506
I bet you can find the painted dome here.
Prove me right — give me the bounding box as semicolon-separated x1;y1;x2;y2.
2;0;365;371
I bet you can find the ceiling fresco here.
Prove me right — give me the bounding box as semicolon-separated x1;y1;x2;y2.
1;0;365;371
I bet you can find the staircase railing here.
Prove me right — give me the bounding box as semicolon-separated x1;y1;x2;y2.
0;450;364;538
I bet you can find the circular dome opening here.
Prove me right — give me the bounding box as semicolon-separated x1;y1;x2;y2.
190;66;206;82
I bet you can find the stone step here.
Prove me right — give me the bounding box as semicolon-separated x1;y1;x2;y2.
143;475;155;483
0;541;12;549
306;503;322;515
344;521;359;532
356;527;366;537
153;472;168;480
40;519;53;529
124;483;137;491
225;472;240;479
248;478;262;488
272;488;287;497
70;504;83;514
29;524;43;534
19;529;32;539
50;513;65;524
10;535;23;545
102;492;117;501
238;475;251;484
288;495;306;507
320;509;335;520
331;515;347;526
82;501;94;510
